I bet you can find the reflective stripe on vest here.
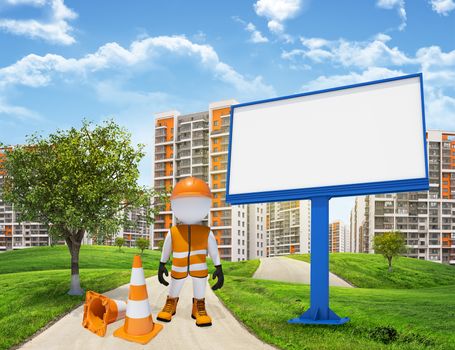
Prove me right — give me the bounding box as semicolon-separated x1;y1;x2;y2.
170;225;210;279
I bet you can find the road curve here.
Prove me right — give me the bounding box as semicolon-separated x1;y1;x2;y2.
253;256;353;288
20;276;276;350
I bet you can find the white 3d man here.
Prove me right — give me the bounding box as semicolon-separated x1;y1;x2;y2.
157;176;224;327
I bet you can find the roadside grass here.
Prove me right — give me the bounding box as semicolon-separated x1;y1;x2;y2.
208;258;260;278
287;253;455;289
215;276;455;350
0;245;259;350
0;268;148;350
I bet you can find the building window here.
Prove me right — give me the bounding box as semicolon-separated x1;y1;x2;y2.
214;120;219;126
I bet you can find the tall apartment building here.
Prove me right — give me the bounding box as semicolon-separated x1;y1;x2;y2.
119;207;151;247
83;206;151;247
350;130;455;264
266;200;311;256
0;148;50;251
329;220;348;253
152;100;266;261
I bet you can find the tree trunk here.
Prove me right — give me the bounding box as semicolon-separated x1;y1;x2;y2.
65;229;85;295
387;256;393;272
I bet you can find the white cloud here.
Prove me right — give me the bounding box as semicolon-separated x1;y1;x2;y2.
267;19;284;34
376;0;407;31
283;34;413;68
0;35;275;98
425;86;455;129
0;97;40;121
254;0;301;37
0;0;77;45
301;67;405;91
233;17;269;44
245;22;269;43
430;0;455;15
416;46;455;69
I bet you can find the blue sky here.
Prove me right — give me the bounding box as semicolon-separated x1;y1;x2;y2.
0;0;454;223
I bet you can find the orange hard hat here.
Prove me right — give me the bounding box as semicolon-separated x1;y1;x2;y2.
171;177;212;200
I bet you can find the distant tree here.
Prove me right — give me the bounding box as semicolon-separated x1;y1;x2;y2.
115;237;125;251
157;239;164;252
373;231;407;272
136;238;150;255
1;120;168;295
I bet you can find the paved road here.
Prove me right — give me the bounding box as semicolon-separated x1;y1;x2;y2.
253;257;353;287
21;276;275;350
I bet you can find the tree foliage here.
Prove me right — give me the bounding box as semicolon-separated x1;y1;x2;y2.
136;238;149;255
1;120;168;294
373;231;407;272
115;237;125;251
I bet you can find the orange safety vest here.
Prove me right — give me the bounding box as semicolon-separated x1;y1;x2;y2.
170;224;210;279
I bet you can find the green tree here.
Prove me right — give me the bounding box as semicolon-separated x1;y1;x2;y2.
115;237;125;251
136;238;149;255
1;120;168;295
373;231;407;272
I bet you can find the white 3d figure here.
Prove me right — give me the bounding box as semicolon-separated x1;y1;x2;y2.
157;177;224;327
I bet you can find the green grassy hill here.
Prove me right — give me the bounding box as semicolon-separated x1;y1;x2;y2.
0;245;162;274
287;253;455;289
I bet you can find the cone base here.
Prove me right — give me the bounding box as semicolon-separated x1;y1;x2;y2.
113;323;163;345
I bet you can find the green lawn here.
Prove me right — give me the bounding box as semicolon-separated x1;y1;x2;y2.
0;245;258;350
0;245;162;350
215;276;455;350
287;253;455;289
0;245;162;274
3;246;455;350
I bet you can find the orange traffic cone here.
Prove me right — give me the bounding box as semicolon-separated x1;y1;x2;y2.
82;291;127;337
113;255;163;344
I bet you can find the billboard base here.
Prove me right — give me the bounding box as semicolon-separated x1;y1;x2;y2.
288;196;349;326
288;307;349;325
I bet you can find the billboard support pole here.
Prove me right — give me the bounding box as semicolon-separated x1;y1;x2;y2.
288;196;349;325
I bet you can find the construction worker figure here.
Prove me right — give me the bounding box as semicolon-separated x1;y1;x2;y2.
157;176;224;327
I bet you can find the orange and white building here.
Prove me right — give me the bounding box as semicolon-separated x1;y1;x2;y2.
0;147;50;251
350;130;455;265
329;220;348;253
266;200;311;256
152;100;266;261
1;147;150;251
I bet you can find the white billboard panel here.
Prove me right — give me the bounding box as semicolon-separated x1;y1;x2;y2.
226;74;428;204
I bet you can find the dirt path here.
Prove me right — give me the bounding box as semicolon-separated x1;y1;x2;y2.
20;276;276;350
253;256;353;287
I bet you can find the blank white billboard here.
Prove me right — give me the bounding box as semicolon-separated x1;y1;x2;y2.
226;74;428;204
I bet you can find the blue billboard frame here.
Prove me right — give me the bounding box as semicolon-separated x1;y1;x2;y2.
225;73;429;205
225;73;429;326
